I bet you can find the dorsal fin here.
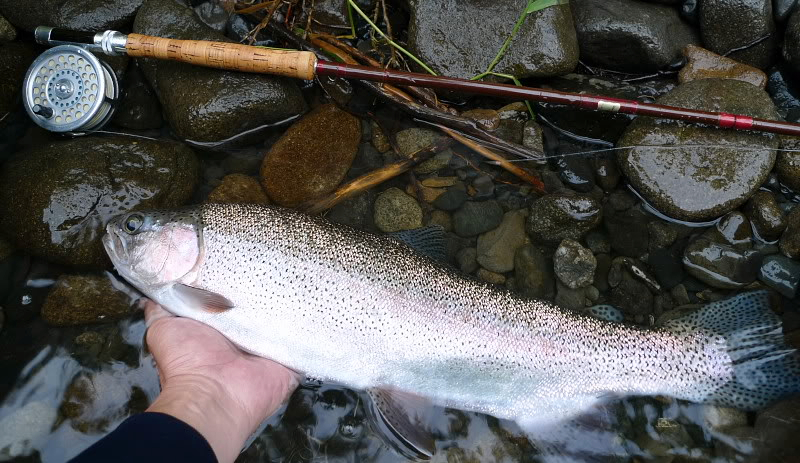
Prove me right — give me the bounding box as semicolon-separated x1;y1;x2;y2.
390;226;447;262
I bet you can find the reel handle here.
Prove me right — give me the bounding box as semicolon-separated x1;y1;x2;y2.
125;33;318;80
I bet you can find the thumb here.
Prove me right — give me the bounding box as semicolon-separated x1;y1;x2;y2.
142;299;174;327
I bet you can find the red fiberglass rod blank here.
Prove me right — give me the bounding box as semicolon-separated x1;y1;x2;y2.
315;61;800;138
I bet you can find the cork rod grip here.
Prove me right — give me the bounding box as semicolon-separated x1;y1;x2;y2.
125;33;317;80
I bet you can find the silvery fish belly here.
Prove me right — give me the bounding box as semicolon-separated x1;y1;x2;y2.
103;203;800;438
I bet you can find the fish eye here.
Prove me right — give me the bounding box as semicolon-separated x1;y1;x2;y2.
123;213;144;234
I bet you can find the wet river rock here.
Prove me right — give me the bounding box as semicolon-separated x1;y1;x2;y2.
406;0;578;79
744;191;786;241
133;0;306;145
777;136;800;192
527;193;602;245
678;44;768;88
0;14;14;42
700;0;777;69
111;62;163;131
0;42;37;115
572;0;699;73
785;8;800;75
533;74;675;143
758;254;800;298
780;206;800;258
260;104;360;207
682;236;763;288
0;0;142;32
618;79;780;222
0;136;199;267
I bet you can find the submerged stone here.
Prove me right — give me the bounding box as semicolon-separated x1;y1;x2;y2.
572;0;699;73
407;0;578;79
0;136;198;267
618;79;779;222
457;247;479;274
476;209;527;273
553;239;597;289
260;104;360;207
133;0;306;145
603;206;650;258
514;244;555;299
373;188;423;233
453;200;504;238
526;193;602;245
206;174;269;205
41;274;134;326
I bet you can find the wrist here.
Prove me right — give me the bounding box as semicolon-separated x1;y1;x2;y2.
146;375;250;463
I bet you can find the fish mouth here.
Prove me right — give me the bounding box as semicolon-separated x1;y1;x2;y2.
102;223;129;264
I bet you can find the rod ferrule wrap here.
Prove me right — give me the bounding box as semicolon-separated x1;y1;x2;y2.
95;30;128;56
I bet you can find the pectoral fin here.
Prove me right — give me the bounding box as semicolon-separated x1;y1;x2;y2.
174;283;234;313
366;387;435;459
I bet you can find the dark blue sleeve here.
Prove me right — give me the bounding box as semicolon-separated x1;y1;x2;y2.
69;412;217;463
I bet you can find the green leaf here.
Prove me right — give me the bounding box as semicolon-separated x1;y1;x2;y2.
525;0;569;14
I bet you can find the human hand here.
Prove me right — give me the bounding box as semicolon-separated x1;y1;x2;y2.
142;300;300;463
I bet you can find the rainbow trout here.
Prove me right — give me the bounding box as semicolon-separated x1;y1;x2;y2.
103;203;799;453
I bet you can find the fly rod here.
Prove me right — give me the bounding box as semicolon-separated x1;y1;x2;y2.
26;26;800;137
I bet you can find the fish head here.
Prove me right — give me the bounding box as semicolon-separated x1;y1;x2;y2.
103;208;203;293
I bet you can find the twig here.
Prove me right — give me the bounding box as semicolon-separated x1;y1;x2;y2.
268;21;546;192
301;138;454;214
345;0;437;75
436;125;545;194
378;0;399;67
301;32;541;163
314;34;442;110
307;33;545;191
243;0;284;44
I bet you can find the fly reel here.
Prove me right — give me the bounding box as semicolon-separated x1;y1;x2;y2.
22;44;118;135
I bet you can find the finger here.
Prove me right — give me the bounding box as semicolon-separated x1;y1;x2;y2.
143;299;174;327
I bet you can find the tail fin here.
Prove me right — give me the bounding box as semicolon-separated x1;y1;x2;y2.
663;291;800;410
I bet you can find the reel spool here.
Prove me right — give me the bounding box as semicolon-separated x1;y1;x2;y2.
22;45;118;135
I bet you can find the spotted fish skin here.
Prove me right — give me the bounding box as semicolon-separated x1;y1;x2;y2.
103;203;800;427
